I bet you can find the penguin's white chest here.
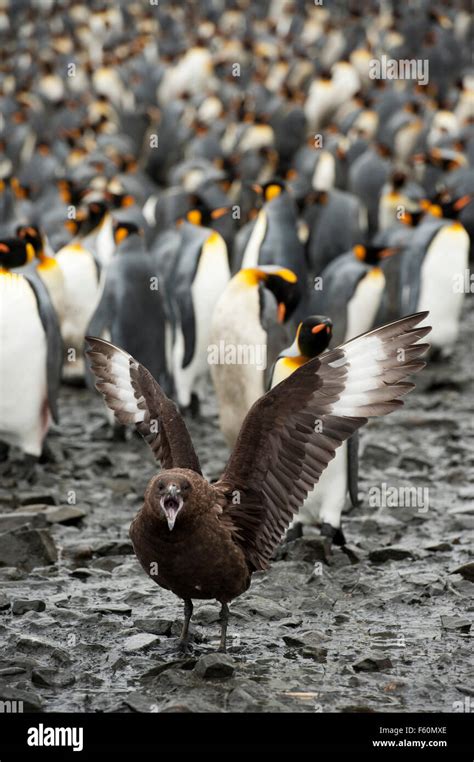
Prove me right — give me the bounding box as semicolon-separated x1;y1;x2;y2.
210;284;267;447
95;216;115;268
38;262;66;322
346;269;385;341
57;245;100;348
0;275;48;455
173;233;230;406
417;224;469;352
312;151;335;191
241;211;268;269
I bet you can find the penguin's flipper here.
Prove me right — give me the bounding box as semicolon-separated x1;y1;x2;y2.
24;271;62;424
85;274;116;389
87;271;115;339
175;288;196;369
347;431;360;508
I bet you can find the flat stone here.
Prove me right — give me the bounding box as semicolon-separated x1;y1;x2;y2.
93;540;134;557
32;668;76;688
19;493;57;506
369;546;414;563
458;486;474;499
12;599;46;615
16;637;71;666
0;666;26;677
93;604;132;616
193;605;221;625
0;528;57;571
398;455;430;471
441;616;471;633
0;687;43;711
451;562;474;582
0;593;10;610
134;618;174;636
362;443;398;468
123;633;160;653
353;656;393;673
426;542;452;552
124;692;160;713
0;512;47;531
45;505;86;525
301;646;328;662
193;653;235;679
240;595;289;620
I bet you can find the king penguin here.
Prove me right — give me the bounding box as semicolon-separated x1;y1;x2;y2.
269;315;358;545
239;180;307;315
56;208;102;380
87;221;169;393
0;238;62;459
400;193;471;357
16;224;66;324
210;266;301;448
172;203;231;413
316;244;400;347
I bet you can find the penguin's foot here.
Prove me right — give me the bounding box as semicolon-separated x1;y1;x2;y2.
179;394;201;419
0;441;10;463
17;454;39;483
39;440;56;464
320;522;346;547
284;522;303;543
189;393;200;419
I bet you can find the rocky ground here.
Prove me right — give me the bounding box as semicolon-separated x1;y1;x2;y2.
0;305;473;714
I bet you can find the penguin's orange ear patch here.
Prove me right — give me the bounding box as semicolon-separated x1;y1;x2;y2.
187;209;202;225
114;226;129;245
65;220;78;233
265;184;282;201
354;244;366;260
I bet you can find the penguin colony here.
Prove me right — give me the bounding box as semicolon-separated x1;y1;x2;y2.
0;1;472;556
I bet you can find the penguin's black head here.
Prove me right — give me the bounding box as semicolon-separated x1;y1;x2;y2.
261;267;301;323
87;199;109;230
252;179;286;203
0;238;35;269
64;206;88;237
353;244;399;265
400;208;425;227
297;315;333;358
113;221;141;245
16;225;43;256
391;170;406;191
184;200;230;228
57;178;82;206
109;191;136;209
438;194;472;220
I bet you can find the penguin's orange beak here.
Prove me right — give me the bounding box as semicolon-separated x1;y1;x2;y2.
277;303;286;323
453;195;472;211
311;323;326;334
211;207;230;220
